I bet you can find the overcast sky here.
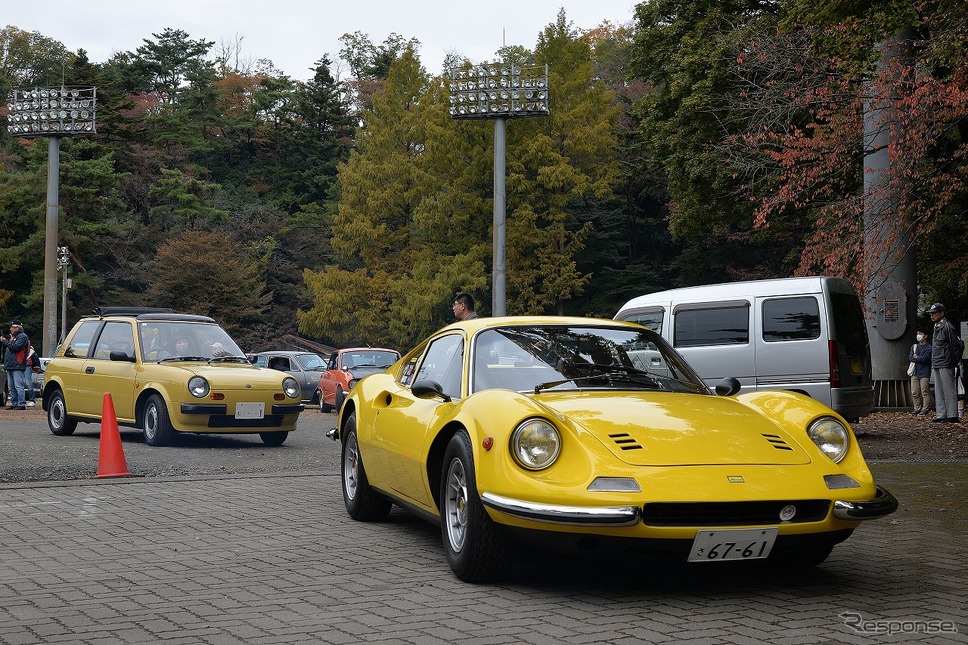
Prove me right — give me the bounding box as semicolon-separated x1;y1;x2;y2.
6;1;637;81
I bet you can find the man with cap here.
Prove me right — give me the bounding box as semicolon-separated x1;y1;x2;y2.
926;303;962;423
2;321;30;410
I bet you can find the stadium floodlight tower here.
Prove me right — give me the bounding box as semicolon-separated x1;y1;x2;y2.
6;87;97;356
448;63;549;316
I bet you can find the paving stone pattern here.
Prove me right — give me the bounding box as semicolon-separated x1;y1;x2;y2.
0;464;964;644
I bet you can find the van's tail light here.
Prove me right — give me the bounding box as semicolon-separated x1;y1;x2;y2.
828;340;841;387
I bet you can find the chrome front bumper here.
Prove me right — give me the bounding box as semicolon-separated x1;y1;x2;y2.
833;486;898;520
481;492;641;527
484;484;899;528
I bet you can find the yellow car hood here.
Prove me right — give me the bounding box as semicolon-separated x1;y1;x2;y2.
536;392;813;467
156;363;285;391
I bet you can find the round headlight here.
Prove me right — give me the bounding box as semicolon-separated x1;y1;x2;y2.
348;379;358;389
188;376;210;398
282;377;301;399
511;418;561;470
808;417;850;463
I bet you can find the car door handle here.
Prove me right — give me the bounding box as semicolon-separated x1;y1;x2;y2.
85;366;95;374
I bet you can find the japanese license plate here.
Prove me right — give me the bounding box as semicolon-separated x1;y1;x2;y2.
687;527;778;562
235;402;265;419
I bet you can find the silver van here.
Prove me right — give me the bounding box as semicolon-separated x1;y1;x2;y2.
615;276;873;420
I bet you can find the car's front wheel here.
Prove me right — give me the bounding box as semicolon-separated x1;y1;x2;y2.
440;430;512;582
320;390;332;413
259;431;288;446
335;386;346;412
47;389;78;436
143;394;174;447
341;413;392;521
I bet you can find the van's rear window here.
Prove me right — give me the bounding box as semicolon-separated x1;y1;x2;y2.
762;297;821;341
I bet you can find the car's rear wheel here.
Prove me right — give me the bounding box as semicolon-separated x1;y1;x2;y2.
143;394;174;447
441;430;511;582
47;389;78;436
335;386;346;412
259;431;289;446
341;413;392;521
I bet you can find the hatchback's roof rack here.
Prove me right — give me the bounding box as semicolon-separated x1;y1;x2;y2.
93;307;175;317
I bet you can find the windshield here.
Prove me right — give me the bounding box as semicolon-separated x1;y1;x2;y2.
471;325;707;395
139;321;246;362
295;353;326;370
342;350;399;369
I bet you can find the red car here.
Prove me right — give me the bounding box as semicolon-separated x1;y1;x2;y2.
317;347;400;412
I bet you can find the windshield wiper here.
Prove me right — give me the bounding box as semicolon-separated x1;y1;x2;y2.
534;363;660;393
209;355;249;364
158;355;209;363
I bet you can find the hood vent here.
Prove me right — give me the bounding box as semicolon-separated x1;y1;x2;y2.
608;432;643;451
762;433;794;451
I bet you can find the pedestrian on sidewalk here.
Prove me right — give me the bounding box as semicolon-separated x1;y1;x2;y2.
926;303;962;423
1;321;30;410
909;329;933;416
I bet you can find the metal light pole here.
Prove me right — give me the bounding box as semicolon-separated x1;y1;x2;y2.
58;246;70;343
6;87;97;356
448;63;550;316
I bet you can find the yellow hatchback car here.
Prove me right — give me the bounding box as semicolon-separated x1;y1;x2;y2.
336;316;897;582
43;307;304;446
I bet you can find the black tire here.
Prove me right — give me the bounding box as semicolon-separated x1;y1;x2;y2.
320;391;332;413
143;394;174;447
341;413;392;521
335;386;346;412
260;431;289;446
47;388;78;436
440;431;512;582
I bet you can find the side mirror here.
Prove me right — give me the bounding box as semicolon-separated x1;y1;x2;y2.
109;350;136;363
715;377;741;397
411;379;452;403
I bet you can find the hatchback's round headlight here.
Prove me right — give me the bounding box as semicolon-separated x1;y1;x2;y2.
808;417;850;463
282;377;301;399
511;418;561;470
188;376;210;399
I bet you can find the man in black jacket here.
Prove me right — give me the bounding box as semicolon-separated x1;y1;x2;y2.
927;303;962;423
1;321;30;410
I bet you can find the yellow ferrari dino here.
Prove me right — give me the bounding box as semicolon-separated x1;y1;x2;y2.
334;316;896;582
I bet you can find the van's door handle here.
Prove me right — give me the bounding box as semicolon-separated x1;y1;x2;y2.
85;366;95;374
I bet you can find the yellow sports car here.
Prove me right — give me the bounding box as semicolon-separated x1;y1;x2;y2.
43;307;304;446
336;316;897;582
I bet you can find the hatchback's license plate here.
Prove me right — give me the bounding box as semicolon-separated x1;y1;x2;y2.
235;402;265;419
687;528;778;562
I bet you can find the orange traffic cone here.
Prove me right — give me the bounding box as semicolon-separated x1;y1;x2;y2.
96;392;131;478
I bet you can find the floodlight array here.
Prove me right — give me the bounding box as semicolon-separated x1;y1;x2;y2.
6;87;97;136
449;64;549;119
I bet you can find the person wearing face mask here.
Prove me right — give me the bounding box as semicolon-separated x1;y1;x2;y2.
909;329;933;416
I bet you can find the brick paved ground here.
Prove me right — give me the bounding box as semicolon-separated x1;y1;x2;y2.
0;463;964;644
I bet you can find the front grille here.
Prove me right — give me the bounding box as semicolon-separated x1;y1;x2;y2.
642;500;831;526
207;415;284;428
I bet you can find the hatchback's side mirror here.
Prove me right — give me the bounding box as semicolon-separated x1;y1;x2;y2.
715;377;741;397
109;350;136;363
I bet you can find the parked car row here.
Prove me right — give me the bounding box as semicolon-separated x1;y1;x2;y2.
38;277;897;582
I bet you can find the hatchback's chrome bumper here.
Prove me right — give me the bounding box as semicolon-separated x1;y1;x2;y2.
833;486;898;520
481;492;641;527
